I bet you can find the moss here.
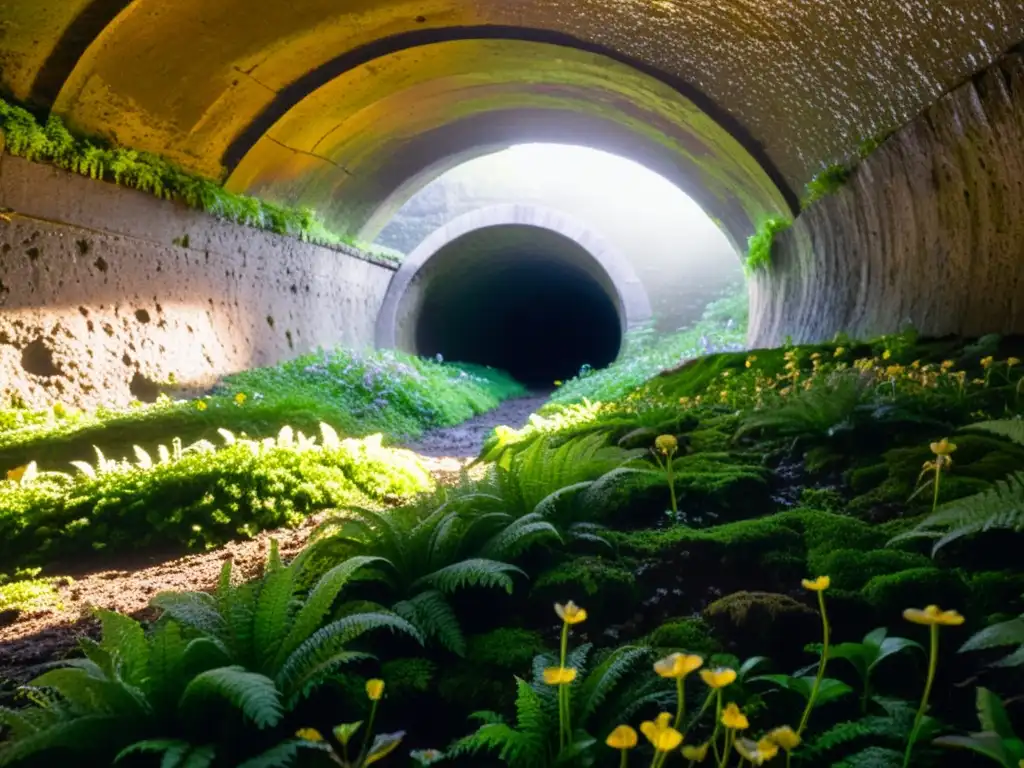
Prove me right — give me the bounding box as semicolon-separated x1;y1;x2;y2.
798;487;845;512
861;568;972;622
804;164;852;206
379;657;436;698
0;573;68;614
808;548;932;590
703;591;818;660
642;617;722;655
466;628;546;670
745;216;792;273
533;557;637;622
966;571;1024;618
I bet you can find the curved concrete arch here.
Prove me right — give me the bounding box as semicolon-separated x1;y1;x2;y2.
375;204;653;356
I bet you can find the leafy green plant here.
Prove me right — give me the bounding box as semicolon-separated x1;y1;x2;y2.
745;216;792;273
735;372;869;442
934;687;1024;766
890;420;1024;553
960;608;1024;668
151;543;422;708
0;609;297;767
0;97;397;262
805;628;921;713
804;164;852;206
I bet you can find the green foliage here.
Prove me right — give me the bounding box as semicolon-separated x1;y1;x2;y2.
152;546;421;707
804;163;853;205
960;612;1024;668
0;610;297;766
641;617;722;654
0;346;524;472
745;216;792;273
0;425;432;570
0;569;68;613
935;688;1024;767
0;97;396;262
736;371;869;441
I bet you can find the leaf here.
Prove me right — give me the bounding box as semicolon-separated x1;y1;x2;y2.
413;559;525;595
70;460;96;478
364;731;405;765
178;666;282;729
133;446;153;469
960;618;1024;653
934;733;1016;766
872;636;922;671
753;674;852;706
236;740;305;768
977;688;1016;740
115;740;191;763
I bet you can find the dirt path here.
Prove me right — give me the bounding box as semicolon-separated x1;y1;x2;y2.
404;392;550;459
0;394;548;688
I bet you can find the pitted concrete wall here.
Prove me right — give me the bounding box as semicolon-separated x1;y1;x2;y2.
0;156;396;409
749;52;1024;347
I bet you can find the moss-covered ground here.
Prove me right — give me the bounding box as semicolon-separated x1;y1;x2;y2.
2;330;1023;767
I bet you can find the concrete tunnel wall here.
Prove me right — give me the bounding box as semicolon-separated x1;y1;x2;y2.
376;205;652;386
0;156;396;410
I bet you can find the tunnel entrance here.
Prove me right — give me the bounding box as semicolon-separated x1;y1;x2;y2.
415;251;622;387
377;205;653;388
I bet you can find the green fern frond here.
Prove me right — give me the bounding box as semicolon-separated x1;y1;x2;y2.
178;667;282;729
273;555;387;669
151;592;226;638
889;471;1024;553
414;559;525;595
95;609;149;685
576;645;650;721
142;620;188;708
832;746;904;768
393;590;466;656
964;419;1024;447
447;722;532;762
0;715;123;767
253;557;300;672
736;373;868;440
115;739;192;763
480;513;561;560
236;740;305;768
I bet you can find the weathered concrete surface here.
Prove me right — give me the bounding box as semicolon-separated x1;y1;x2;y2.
749;53;1024;347
0;156;395;409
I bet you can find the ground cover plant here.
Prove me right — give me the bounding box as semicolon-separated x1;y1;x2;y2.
0;97;396;262
0;346;524;473
3;331;1024;767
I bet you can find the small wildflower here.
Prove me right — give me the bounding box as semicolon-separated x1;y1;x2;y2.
195;400;208;411
296;728;324;742
6;464;28;483
700;667;737;689
930;438;956;456
554;380;563;386
234;392;247;406
654;653;703;679
903;605;965;627
366;679;385;701
1008;357;1021;367
555;601;587;624
721;702;749;730
734;737;779;765
543;667;577;685
766;726;801;751
606;725;638;750
410;749;445;766
883;349;892;360
886;364;904;377
745;355;757;368
802;575;831;592
682;743;710;762
981;356;994;369
941;360;955;370
640;712;683;752
833;347;845;357
655;434;678;455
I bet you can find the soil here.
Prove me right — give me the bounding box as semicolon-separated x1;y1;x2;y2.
0;394;548;691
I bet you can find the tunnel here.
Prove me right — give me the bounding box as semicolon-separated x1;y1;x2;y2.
376;205;652;387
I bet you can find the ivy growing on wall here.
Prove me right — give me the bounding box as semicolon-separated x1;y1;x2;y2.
0;98;398;263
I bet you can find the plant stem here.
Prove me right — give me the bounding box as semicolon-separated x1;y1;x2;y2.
931;463;942;514
674;677;686;730
797;590;830;735
667;452;678;515
902;625;939;768
620;749;628;768
559;621;569;750
710;692;723;765
354;700;378;768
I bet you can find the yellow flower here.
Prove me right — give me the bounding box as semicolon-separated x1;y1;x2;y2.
941;360;955;370
745;355;757;368
811;352;822;361
554;380;563;386
833;347;845;357
1008;357;1021;367
296;728;324;742
734;737;779;765
366;679;385;701
802;575;831;592
886;364;904;377
654;653;704;679
655;434;678;455
234;392;247;405
195;400;208;411
6;464;28;483
700;667;737;689
720;390;729;400
883;350;892;360
981;356;994;369
766;726;801;751
721;702;749;730
903;605;965;627
640;712;683;752
543;667;577;685
682;743;710;762
555;601;587;625
606;725;638;750
930;438;956;456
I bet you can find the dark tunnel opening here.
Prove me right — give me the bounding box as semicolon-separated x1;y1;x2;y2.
410;228;624;387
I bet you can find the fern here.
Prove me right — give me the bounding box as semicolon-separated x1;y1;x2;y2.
179;667;282;729
964;419;1024;446
394;590;467;656
736;372;869;440
961;615;1024;667
832;746;904;768
889;470;1024;553
414;558;525;595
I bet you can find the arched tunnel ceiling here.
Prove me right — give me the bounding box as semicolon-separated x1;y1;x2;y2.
2;0;1023;243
